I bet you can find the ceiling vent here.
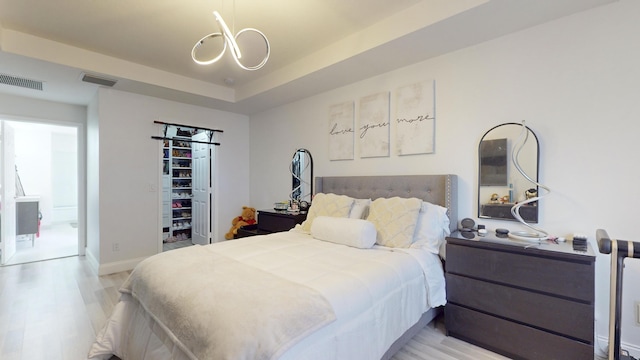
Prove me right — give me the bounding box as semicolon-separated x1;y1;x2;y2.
81;73;117;87
0;73;43;91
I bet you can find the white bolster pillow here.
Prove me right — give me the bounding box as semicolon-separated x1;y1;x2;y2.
311;216;377;249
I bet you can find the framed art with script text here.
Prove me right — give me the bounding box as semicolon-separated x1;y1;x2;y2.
358;92;390;158
395;80;435;155
328;101;355;160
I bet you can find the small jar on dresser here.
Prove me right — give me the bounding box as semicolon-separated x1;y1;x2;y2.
235;209;307;238
444;231;595;360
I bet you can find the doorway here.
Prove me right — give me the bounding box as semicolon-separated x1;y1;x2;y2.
0;120;80;265
159;126;215;252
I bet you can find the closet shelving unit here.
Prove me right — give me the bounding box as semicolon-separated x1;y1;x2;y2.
153;120;222;247
166;137;193;243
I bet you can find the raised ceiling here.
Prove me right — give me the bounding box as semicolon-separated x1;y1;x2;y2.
0;0;615;114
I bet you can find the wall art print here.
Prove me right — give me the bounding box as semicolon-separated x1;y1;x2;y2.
358;92;390;158
328;101;355;160
395;80;435;155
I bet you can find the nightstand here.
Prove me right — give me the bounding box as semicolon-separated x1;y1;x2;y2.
445;231;595;360
235;209;307;238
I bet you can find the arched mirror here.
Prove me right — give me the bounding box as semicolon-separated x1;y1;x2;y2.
478;123;539;223
290;148;313;204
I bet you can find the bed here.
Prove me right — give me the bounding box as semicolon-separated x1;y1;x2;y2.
88;174;458;360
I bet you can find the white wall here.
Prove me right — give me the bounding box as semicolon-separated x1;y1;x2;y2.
88;88;250;274
0;93;86;124
51;132;79;220
249;0;640;355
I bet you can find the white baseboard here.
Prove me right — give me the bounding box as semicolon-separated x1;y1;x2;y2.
98;256;147;276
85;248;99;274
623;341;640;358
84;249;146;276
595;334;640;358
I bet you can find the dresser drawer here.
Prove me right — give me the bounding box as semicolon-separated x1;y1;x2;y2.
446;273;593;342
257;211;307;233
236;227;270;238
258;214;297;232
446;304;594;360
446;243;594;302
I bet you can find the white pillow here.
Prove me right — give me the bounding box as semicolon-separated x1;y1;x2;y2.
410;201;451;254
366;197;422;248
349;198;371;219
311;216;377;249
299;193;355;232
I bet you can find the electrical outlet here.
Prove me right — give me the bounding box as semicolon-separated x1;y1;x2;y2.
112;243;120;252
636;301;640;326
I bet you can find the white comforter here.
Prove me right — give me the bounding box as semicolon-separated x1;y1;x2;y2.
88;229;446;360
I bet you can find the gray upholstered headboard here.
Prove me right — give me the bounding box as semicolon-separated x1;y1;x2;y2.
315;174;458;233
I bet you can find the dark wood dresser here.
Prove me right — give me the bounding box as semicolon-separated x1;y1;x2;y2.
445;231;595;360
481;203;538;222
236;209;307;238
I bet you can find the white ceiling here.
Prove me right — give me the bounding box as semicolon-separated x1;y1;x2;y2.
0;0;615;115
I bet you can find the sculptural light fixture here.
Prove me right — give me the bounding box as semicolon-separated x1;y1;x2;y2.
191;10;270;71
510;120;550;241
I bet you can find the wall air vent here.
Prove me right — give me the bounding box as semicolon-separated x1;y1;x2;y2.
81;73;117;87
0;73;44;91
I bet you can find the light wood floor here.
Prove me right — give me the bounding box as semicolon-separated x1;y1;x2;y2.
0;256;129;360
0;255;509;360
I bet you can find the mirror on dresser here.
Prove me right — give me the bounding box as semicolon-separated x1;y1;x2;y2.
290;148;313;204
478;123;539;223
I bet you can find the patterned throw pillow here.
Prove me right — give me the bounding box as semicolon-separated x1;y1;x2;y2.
367;197;422;248
300;193;355;232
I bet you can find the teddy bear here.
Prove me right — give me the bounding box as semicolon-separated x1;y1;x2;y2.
225;206;257;240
